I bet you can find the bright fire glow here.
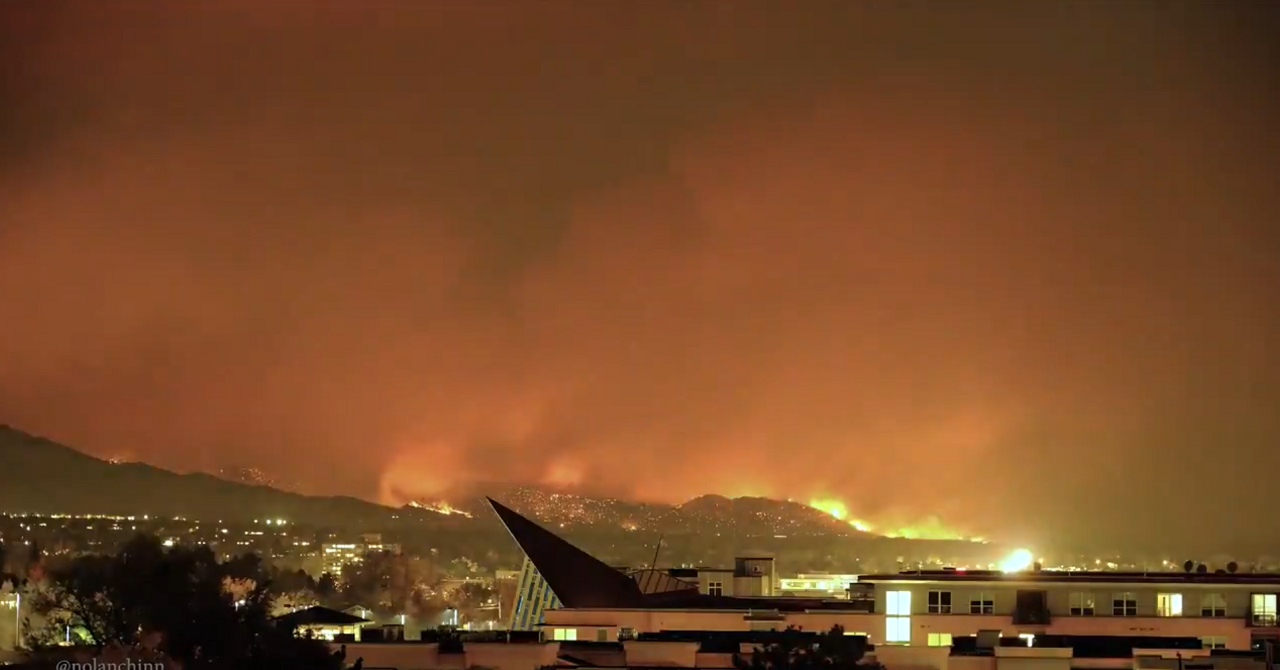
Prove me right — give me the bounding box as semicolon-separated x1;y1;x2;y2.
408;500;473;518
806;499;984;539
808;499;874;531
808;498;848;520
999;548;1034;572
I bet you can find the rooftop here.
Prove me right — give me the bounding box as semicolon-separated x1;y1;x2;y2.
273;606;370;627
859;569;1280;585
488;497;872;612
488;497;647;608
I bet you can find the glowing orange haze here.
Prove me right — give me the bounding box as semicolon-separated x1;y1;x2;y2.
1;2;1278;550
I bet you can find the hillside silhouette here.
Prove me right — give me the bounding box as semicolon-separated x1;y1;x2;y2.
0;424;399;524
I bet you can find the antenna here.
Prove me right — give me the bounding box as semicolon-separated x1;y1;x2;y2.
650;534;665;570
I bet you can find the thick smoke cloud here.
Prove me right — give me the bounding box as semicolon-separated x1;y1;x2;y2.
2;1;1277;549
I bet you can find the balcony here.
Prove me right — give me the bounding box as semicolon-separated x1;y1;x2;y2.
1250;613;1277;627
1013;608;1052;625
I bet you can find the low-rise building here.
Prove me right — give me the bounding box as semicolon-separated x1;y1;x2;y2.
274;605;372;642
667;557;777;597
780;572;861;597
326;630;1276;670
320;534;402;578
486;496;1280;655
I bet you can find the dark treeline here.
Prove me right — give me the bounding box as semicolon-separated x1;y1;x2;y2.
1;535;341;669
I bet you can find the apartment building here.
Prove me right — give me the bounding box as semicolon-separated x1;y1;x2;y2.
486;495;1280;658
856;569;1280;651
321;534;403;578
328;630;1275;670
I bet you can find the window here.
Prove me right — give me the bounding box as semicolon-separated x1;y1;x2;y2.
885;616;910;643
619;627;636;641
970;592;994;614
1069;592;1095;616
1113;592;1138;617
1201;593;1227;617
597;629;609;642
553;628;577;641
928;590;953;614
1201;636;1227;650
1018;634;1036;647
887;590;912;616
708;581;723;596
927;633;953;647
886;590;911;644
1252;594;1277;627
1158;593;1183;617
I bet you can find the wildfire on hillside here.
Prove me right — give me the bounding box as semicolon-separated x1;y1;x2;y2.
806;498;982;541
408;500;474;518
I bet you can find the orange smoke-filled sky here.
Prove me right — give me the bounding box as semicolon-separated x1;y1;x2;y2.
1;1;1278;548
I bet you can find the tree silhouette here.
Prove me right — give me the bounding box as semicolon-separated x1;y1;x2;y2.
0;542;17;588
26;534;340;670
734;625;882;670
450;582;497;625
1183;560;1195;573
315;572;341;608
0;542;27;649
1228;561;1239;574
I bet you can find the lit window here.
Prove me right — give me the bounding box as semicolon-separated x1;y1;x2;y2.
1201;593;1227;617
708;581;723;597
969;592;994;614
1113;592;1138;617
1252;594;1277;626
553;628;577;641
885;616;910;644
927;633;952;647
886;590;912;616
1018;634;1035;647
928;590;952;614
1201;636;1227;650
1158;593;1183;617
1069;592;1095;616
885;590;911;644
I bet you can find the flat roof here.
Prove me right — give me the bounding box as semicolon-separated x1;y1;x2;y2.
858;570;1280;585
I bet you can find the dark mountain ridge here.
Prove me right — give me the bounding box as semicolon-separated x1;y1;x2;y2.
0;425;869;537
0;425;399;525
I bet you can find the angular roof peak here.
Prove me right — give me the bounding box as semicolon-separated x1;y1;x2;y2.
486;497;644;608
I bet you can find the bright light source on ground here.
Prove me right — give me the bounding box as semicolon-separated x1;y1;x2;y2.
999;548;1034;572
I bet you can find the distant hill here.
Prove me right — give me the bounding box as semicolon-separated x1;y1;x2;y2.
422;487;871;538
0;425;401;525
0;425;878;539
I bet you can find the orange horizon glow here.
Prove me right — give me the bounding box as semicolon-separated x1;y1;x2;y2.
3;2;1277;552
